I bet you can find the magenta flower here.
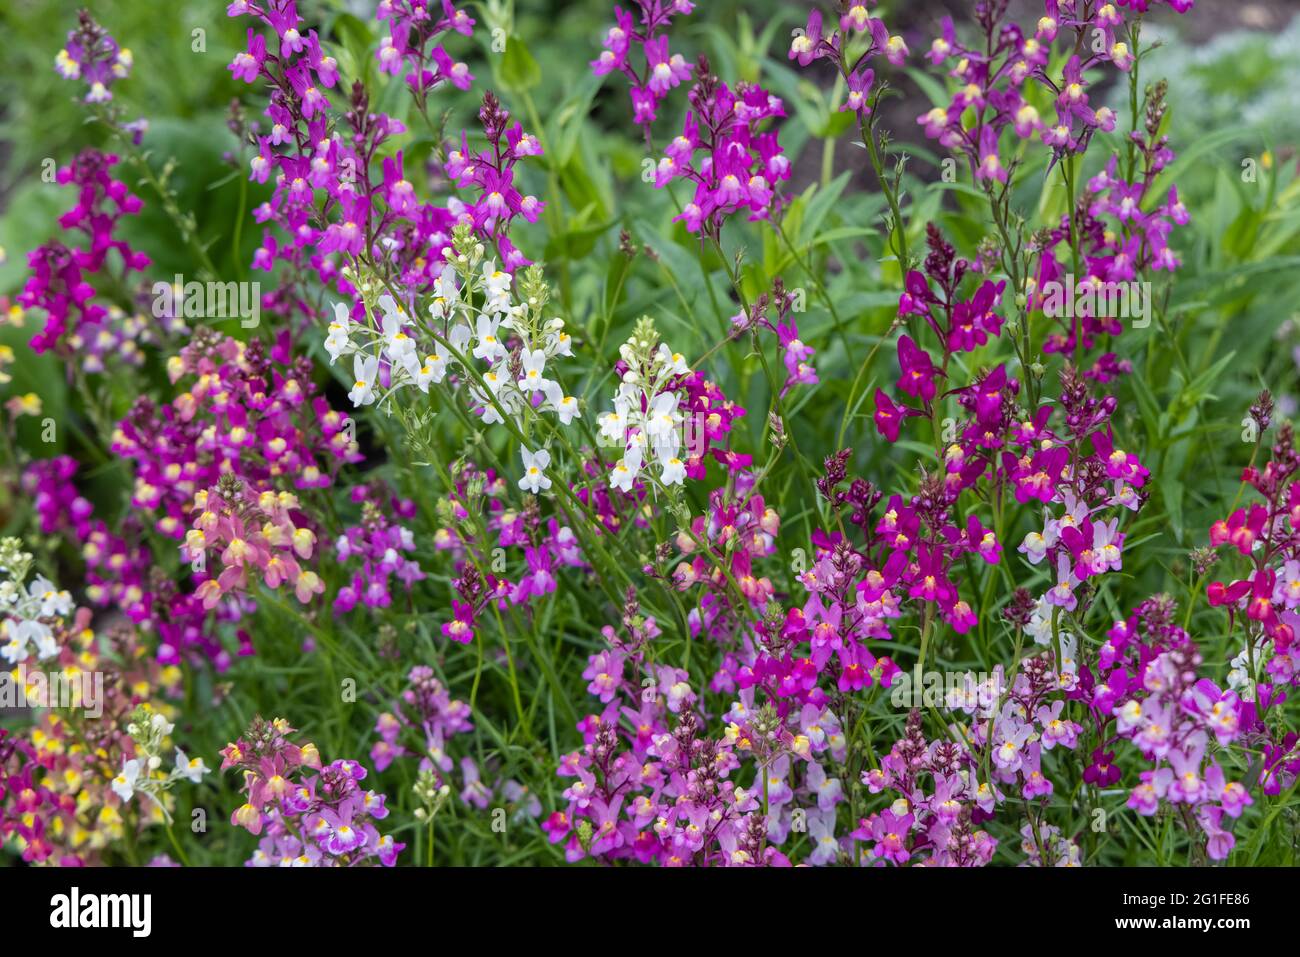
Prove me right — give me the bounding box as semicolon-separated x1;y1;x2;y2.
865;808;913;865
441;600;476;645
895;335;938;403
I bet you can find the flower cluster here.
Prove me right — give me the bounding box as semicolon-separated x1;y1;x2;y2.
371;665;473;774
18;150;151;357
545;607;782;866
182;475;324;610
0;538;73;665
897;227;1007;359
222;716;403;866
1088;596;1253;859
0;614;184;865
654;62;790;235
1010;368;1149;657
112;330;362;542
1207;420;1300;693
430;461;585;638
597;322;700;490
789;4;908;119
1031;84;1188;371
444;91;545;271
672;475;780;652
333;482;426;613
330;241;577;451
808;460;1001;645
855;710;999;866
54;9;133;103
376;0;475;97
876;225;1015;441
227;0;369;299
731;278;819;398
110;706;210;817
21;455;163;635
591;0;695;131
917;0;1191;174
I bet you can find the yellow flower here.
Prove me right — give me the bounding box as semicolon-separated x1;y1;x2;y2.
7;393;42;417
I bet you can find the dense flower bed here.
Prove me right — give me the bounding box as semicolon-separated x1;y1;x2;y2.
1;0;1296;868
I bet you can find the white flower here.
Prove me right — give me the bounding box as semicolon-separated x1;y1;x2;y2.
598;398;631;443
414;351;446;391
660;455;687;485
519;448;552;494
645;391;681;439
398;350;422;381
348;354;380;407
471;315;505;362
1026;596;1067;647
449;323;473;355
483;292;512;316
1;622;28;664
152;712;176;736
325;303;354;364
611;447;643;493
654;343;691;375
380;306;416;366
481;367;507;395
1227;641;1264;702
31;577;72;617
651;429;681;465
482;262;512;300
4;618;55;663
474;386;505;425
112;758;142;802
545;321;573;357
544;381;579;425
518;349;549;394
175;750;209;784
32;623;59;661
429;267;461;320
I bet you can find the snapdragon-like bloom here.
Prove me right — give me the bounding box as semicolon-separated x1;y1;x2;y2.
376;0;474;95
653;61;790;235
444;91;547;270
1086;596;1254;859
333;483;426;613
0;539;72;666
223;716;403;866
182;475;323;611
788;3;907;121
597;322;708;491
917;1;1189;172
18;150;152;358
1206;420;1300;697
591;1;695;132
0;565;186;865
55;10;133;103
331;241;578;490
